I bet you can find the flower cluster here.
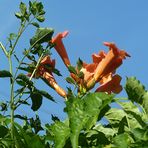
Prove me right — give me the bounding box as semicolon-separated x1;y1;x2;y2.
28;31;130;98
82;42;130;93
70;41;130;94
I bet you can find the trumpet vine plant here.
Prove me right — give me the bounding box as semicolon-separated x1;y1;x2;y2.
0;1;148;148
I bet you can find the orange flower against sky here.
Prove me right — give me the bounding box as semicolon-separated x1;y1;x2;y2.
86;42;130;93
28;56;67;98
51;31;71;67
70;42;130;94
93;42;130;82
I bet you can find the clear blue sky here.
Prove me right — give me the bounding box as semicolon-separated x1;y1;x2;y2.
0;0;148;124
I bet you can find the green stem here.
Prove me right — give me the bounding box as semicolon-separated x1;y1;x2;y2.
8;19;29;147
71;134;79;148
8;54;15;146
0;42;8;57
14;55;26;79
10;21;26;55
4;14;37;147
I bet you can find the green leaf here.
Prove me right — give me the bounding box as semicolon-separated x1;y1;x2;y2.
14;54;20;63
125;77;146;104
15;87;25;94
30;115;43;134
142;91;148;115
16;73;33;87
86;130;110;146
16;80;26;86
26;54;36;61
36;2;44;12
77;71;84;78
23;49;30;56
29;1;36;15
15;12;22;19
118;116;128;134
112;133;130;148
94;123;115;138
30;44;43;56
66;77;76;84
117;101;140;114
68;65;77;74
29;1;45;20
0;114;11;126
36;89;55;102
78;133;88;147
14;115;28;121
97;93;113;121
105;108;126;125
36;15;45;22
99;92;114;110
97;105;110;121
8;33;17;41
46;121;70;148
30;27;54;46
83;93;103;129
30;92;43;111
65;97;85;148
51;115;60;122
24;13;30;21
31;22;40;28
15;122;45;147
29;135;45;148
18;66;32;73
117;101;146;127
131;127;148;141
64;93;105;147
52;68;62;76
0;70;12;78
20;2;27;15
0;126;8;138
125;77;148;123
77;58;83;71
14;126;25;147
0;102;7;111
17;100;30;106
39;10;45;15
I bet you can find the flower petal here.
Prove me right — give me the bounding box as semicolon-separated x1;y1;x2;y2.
92;50;106;63
51;31;70;67
43;72;67;98
40;56;55;68
96;74;122;94
94;42;130;81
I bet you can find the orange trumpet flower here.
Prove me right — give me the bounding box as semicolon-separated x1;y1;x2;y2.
70;42;130;94
29;56;67;98
93;42;130;81
51;31;70;67
87;42;130;89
